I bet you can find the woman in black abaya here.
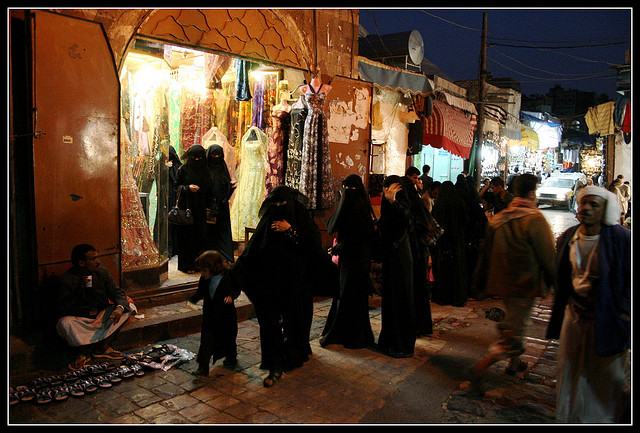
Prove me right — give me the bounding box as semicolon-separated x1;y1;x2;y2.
320;174;376;349
431;180;469;306
377;175;415;358
175;145;212;274
168;145;182;257
399;175;434;337
230;186;320;387
205;145;235;263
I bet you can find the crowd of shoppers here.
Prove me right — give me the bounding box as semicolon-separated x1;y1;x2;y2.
53;163;628;423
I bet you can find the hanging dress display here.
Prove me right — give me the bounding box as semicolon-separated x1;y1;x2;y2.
299;87;335;209
230;126;268;241
119;120;161;269
265;107;291;194
285;99;307;190
234;59;252;102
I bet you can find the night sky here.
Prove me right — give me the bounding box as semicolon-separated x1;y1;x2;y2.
358;8;631;99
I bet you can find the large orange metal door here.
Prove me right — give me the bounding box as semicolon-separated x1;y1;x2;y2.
32;10;120;280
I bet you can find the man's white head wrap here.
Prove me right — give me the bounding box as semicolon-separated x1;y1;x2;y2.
576;186;621;226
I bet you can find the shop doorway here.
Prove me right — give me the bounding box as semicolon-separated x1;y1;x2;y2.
119;38;310;291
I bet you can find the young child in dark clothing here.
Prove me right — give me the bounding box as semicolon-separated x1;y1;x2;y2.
187;250;240;376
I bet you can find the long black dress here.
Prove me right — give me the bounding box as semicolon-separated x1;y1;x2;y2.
400;176;434;337
431;180;469;306
377;175;415;358
205;145;235;263
175;145;212;273
230;186;320;376
188;270;240;371
168;146;182;257
320;174;376;349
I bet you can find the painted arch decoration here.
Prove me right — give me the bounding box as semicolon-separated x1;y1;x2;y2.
138;9;311;71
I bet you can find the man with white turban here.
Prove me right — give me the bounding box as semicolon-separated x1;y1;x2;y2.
546;186;631;423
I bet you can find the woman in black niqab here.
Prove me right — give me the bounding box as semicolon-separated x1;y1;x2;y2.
229;185;320;387
320;174;376;349
430;180;469;306
175;145;212;273
205;145;235;263
377;175;416;358
168;145;182;257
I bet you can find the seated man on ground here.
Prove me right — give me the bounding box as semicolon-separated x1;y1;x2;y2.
56;243;136;370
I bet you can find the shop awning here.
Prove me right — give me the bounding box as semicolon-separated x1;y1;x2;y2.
512;124;539;150
423;99;477;159
358;57;433;96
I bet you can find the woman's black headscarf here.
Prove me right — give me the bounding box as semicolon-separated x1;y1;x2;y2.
179;145;209;187
206;145;232;204
326;174;376;234
206;144;231;181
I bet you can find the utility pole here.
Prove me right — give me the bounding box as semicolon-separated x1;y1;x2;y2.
474;12;487;186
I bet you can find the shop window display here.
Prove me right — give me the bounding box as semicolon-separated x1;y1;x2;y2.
119;40;319;278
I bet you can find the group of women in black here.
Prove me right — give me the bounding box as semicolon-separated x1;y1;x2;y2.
175;147;486;385
172;144;235;273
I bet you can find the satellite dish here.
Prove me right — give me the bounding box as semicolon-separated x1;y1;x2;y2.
408;30;424;65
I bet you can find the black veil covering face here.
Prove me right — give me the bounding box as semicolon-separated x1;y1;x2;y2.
320;174;376;349
230;185;333;376
205;144;234;262
327;174;376;235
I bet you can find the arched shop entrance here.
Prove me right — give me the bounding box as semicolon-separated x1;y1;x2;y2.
118;9;370;293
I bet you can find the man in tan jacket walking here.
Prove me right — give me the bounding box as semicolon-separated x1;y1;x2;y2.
470;173;556;392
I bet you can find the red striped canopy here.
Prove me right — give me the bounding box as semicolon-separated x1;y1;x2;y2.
423;100;477;159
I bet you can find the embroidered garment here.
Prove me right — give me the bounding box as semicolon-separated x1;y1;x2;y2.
265;109;291;194
285;101;308;190
299;90;335;209
230;127;268;241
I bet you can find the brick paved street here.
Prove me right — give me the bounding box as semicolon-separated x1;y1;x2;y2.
10;295;588;425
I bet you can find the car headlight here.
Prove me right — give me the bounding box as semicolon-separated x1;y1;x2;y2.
556;193;566;199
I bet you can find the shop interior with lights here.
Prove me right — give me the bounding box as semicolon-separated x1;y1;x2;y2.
119;38;307;285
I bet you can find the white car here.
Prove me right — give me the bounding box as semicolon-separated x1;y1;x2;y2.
536;173;587;210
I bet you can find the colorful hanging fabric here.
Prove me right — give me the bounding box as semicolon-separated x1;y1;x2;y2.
585;101;615;136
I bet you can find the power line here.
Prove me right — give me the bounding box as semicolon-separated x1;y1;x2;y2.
418;10;629;48
492;50;613;76
488;56;615;82
489;41;629;49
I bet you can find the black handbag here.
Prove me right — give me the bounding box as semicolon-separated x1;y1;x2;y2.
168;188;193;226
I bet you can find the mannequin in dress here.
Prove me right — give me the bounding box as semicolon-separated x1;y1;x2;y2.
300;76;332;95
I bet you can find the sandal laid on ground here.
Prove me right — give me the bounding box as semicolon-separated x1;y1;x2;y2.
16;387;36;403
35;388;53;405
51;386;69;402
129;363;145;377
93;376;112;389
76;379;97;394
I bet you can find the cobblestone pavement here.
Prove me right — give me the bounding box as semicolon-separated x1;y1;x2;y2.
11;293;612;425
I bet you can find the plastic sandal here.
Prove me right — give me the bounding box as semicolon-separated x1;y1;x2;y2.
68;355;90;371
94;376;112;389
17;388;36;403
51;386;69;402
9;389;20;405
67;382;85;398
129;363;145;377
48;375;64;387
118;365;134;379
76;379;97;394
106;371;122;384
86;364;106;377
29;377;49;390
35;388;53;405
